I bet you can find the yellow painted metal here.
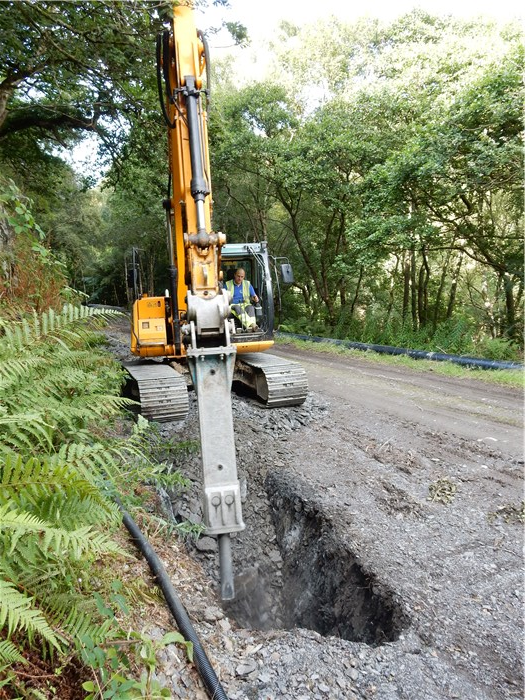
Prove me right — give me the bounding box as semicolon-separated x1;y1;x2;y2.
131;296;176;358
131;3;274;363
167;5;220;310
234;340;275;354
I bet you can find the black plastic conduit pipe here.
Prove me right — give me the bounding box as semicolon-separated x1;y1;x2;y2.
118;503;229;700
277;332;523;371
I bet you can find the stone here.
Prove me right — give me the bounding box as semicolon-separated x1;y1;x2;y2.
235;660;257;677
195;536;217;552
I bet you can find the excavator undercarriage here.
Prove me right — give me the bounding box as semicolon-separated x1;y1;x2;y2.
124;351;308;423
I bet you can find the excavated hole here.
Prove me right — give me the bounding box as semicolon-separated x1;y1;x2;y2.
225;470;408;646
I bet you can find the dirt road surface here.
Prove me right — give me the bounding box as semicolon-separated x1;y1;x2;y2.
245;343;524;698
106;325;524;699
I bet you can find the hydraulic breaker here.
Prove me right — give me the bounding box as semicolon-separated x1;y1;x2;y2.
187;342;244;600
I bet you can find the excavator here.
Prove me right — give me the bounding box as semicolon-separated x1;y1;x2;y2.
123;3;307;600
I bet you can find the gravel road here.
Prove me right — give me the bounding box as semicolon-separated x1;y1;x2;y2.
104;325;524;700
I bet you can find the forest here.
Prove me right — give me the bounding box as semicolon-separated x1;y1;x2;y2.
0;0;523;357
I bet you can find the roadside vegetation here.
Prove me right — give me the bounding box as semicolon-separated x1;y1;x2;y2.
0;2;522;362
276;336;524;388
0;182;195;697
0;1;522;693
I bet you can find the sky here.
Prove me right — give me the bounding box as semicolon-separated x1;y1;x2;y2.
200;0;522;47
197;0;522;81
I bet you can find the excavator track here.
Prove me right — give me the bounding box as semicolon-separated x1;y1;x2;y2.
122;361;189;422
234;352;308;407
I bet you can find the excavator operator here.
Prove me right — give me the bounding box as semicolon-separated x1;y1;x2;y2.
225;268;259;332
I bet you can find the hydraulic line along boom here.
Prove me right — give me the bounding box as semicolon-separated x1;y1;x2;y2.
129;4;308;596
171;7;244;600
132;4;244;599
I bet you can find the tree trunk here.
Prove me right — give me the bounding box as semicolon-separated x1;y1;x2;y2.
432;248;453;332
410;251;417;330
386;256;400;325
502;273;517;339
446;253;463;320
402;254;410;323
0;84;12;132
280;195;336;325
418;248;430;328
349;266;364;318
148;255;155;297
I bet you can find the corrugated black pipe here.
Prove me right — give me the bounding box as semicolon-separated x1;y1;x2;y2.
118;503;229;700
277;332;523;371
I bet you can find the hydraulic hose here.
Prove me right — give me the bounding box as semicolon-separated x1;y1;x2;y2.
156;31;176;129
197;29;211;111
118;503;230;700
278;332;523;371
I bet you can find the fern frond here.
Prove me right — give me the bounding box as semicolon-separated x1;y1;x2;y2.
0;579;60;650
47;594;115;645
0;639;26;665
1;304;121;351
0;356;42;384
0;504;125;559
0;414;54;451
53;438;148;483
1;454;112;515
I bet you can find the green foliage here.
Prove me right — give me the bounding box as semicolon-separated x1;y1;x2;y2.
0;305;130;455
0;177;46;240
0;1;165;153
0;304;191;699
1;6;523;350
81;629;192;700
0;176;67;312
277;336;523;388
0;306;130;667
210;13;523;351
472;336;521;362
0;578;61;651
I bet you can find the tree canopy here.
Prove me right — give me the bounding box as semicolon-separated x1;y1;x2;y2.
0;3;522;356
210;12;523;348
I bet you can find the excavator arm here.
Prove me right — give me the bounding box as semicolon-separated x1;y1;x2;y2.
132;4;243;599
128;4;307;599
167;5;242;600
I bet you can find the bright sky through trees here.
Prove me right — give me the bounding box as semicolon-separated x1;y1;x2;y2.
202;0;522;47
199;0;522;81
70;0;522;176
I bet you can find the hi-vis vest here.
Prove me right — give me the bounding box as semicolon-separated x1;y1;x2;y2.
226;279;251;306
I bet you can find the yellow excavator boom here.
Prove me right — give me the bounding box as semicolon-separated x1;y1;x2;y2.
131;4;241;600
127;4;308;600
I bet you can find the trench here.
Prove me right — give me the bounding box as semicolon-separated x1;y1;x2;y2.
224;469;409;646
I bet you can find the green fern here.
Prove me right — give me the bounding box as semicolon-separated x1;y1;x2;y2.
0;504;124;559
47;593;116;645
0;308;132;457
0;304;121;352
0;638;26;666
1;454;117;522
0;579;61;651
0;303;190;689
0;305;133;666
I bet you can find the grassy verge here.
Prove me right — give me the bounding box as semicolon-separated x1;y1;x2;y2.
276;336;524;389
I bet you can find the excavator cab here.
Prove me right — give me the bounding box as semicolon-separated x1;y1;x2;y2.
221;242;275;342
